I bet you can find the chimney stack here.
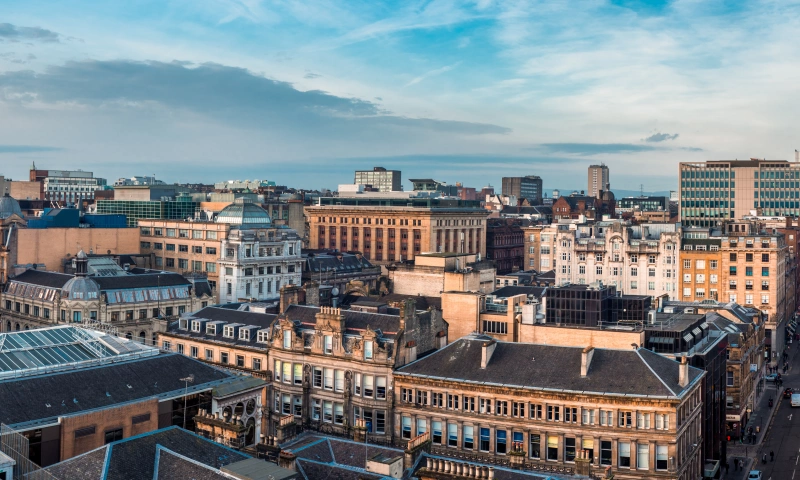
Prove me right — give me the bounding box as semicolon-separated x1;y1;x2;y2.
679;356;689;388
581;346;594;378
481;340;497;369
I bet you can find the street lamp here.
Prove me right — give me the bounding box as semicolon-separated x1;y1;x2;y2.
181;374;195;429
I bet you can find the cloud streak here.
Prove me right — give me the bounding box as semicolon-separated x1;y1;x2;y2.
0;23;60;42
644;132;679;142
405;61;462;87
0;145;62;153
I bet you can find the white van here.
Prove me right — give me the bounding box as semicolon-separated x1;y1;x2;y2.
791;393;800;407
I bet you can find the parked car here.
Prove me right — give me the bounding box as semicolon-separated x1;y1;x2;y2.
765;373;778;382
784;387;794;398
748;470;763;480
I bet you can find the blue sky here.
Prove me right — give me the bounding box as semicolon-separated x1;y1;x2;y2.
1;0;799;192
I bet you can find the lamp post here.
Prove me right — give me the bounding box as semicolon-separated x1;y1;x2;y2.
181;374;195;430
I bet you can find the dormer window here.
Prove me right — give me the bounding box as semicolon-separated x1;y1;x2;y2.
223;326;234;338
283;330;292;349
324;335;333;354
179;319;189;330
364;340;373;360
257;330;269;343
191;321;201;332
239;329;251;341
206;324;216;335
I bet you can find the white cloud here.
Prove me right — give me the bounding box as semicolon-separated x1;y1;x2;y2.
405;61;463;87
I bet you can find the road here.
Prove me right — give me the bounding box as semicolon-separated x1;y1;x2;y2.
756;395;800;479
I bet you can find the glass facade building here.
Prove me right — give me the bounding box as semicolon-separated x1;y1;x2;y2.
680;159;800;227
96;199;200;227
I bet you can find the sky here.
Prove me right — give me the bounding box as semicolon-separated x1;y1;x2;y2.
1;0;799;192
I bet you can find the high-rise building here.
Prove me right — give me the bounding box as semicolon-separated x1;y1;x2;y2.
501;175;543;204
587;164;610;198
679;158;800;227
354;166;402;192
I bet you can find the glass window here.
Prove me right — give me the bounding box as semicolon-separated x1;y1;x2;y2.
656;445;668;470
547;436;558;461
402;416;411;439
447;423;458;447
564;437;576;462
463;425;474;449
601;441;612;465
619;442;631;468
496;430;507;454
432;421;442;444
364;340;373;359
637;443;649;470
529;434;540;459
480;428;490;452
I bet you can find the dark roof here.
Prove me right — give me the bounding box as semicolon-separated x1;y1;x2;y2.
9;270;71;288
191;279;214;298
284;305;402;338
491;286;545;298
38;427;249;480
94;272;190;290
397;336;703;398
0;353;232;427
186;306;277;328
379;293;441;311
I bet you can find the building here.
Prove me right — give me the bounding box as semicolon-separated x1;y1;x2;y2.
0;325;264;467
139;198;301;295
96;194;201;227
32;426;296;480
29;165;107;203
617;196;669;213
388;253;496;298
268;301;447;442
215;179;276;191
394;334;705;480
552;192;614;221
306;204;489;265
485;219;526;274
302;251;382;298
524;220;680;299
218;226;302;304
409;179;457;196
0;251;213;344
114;175;166;186
0;195;26;285
587;164;610;199
354;167;402;192
501;176;543;205
678;158;800;227
679;221;790;366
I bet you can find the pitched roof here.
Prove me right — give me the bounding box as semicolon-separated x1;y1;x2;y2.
379;293;441;311
8;270;71;288
0;353;233;427
38;427;250;480
284;305;402;338
94;272;190;290
186;306;277;328
396;336;703;398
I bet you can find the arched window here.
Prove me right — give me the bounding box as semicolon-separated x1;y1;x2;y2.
15;323;20;331
125;332;133;340
5;321;10;332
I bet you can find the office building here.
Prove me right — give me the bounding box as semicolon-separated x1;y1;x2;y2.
29;165;107;203
394;334;705;479
587;164;610;198
354;167;402;192
501;176;543;205
617;196;669;213
96;195;201;227
679;158;800;227
306;204;489;265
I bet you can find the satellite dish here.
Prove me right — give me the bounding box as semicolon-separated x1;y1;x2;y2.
331;287;340;296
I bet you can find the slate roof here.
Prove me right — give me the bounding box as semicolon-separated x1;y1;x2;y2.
0;353;233;428
379;293;442;311
94;272;190;290
8;270;72;288
491;286;545;299
396;335;703;398
186;306;278;328
37;427;249;480
284;305;402;338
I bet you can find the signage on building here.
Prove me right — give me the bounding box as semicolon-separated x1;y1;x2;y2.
726;414;741;422
750;364;758;372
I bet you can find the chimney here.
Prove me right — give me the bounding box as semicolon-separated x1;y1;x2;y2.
481;340;497;369
304;281;320;307
398;299;415;330
580;346;594;377
679;356;689;388
279;285;301;314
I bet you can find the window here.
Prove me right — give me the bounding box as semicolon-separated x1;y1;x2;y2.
547;436;558;461
619;442;631;467
529;434;541;459
482;320;507;334
495;400;508;416
463;396;475;412
637;443;649;470
432;421;443;444
496;430;507;454
655;413;669;430
530;403;543;419
599;410;613;426
547;405;560;421
463;425;474;449
323;368;333;390
219;352;228;364
683;259;690;269
416;418;427;436
190;346;198;358
324;401;333;423
637;412;651;429
364;340;373;359
631;267;638;276
564;437;576;462
313;367;322;388
512;401;525;418
762;294;769;304
710;260;718;269
656;445;668;470
335;369;344;392
582;408;595;425
480;428;490;452
619;411;632;427
416;390;428;405
480;398;492;414
104;428;123;444
402;416;412;439
324;335;333;354
648;268;656;277
376;377;386;399
283;330;291;349
565;407;577;423
762;267;769;276
204;349;213;361
448;394;460;410
74;426;96;439
447;423;458;447
601;440;612;466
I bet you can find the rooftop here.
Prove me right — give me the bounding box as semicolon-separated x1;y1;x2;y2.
396;334;703;399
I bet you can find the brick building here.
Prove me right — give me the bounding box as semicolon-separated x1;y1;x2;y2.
485;219;526;274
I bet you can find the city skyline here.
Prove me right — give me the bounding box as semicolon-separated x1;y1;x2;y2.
2;1;799;190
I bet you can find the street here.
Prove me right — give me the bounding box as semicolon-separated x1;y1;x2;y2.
756;390;800;479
